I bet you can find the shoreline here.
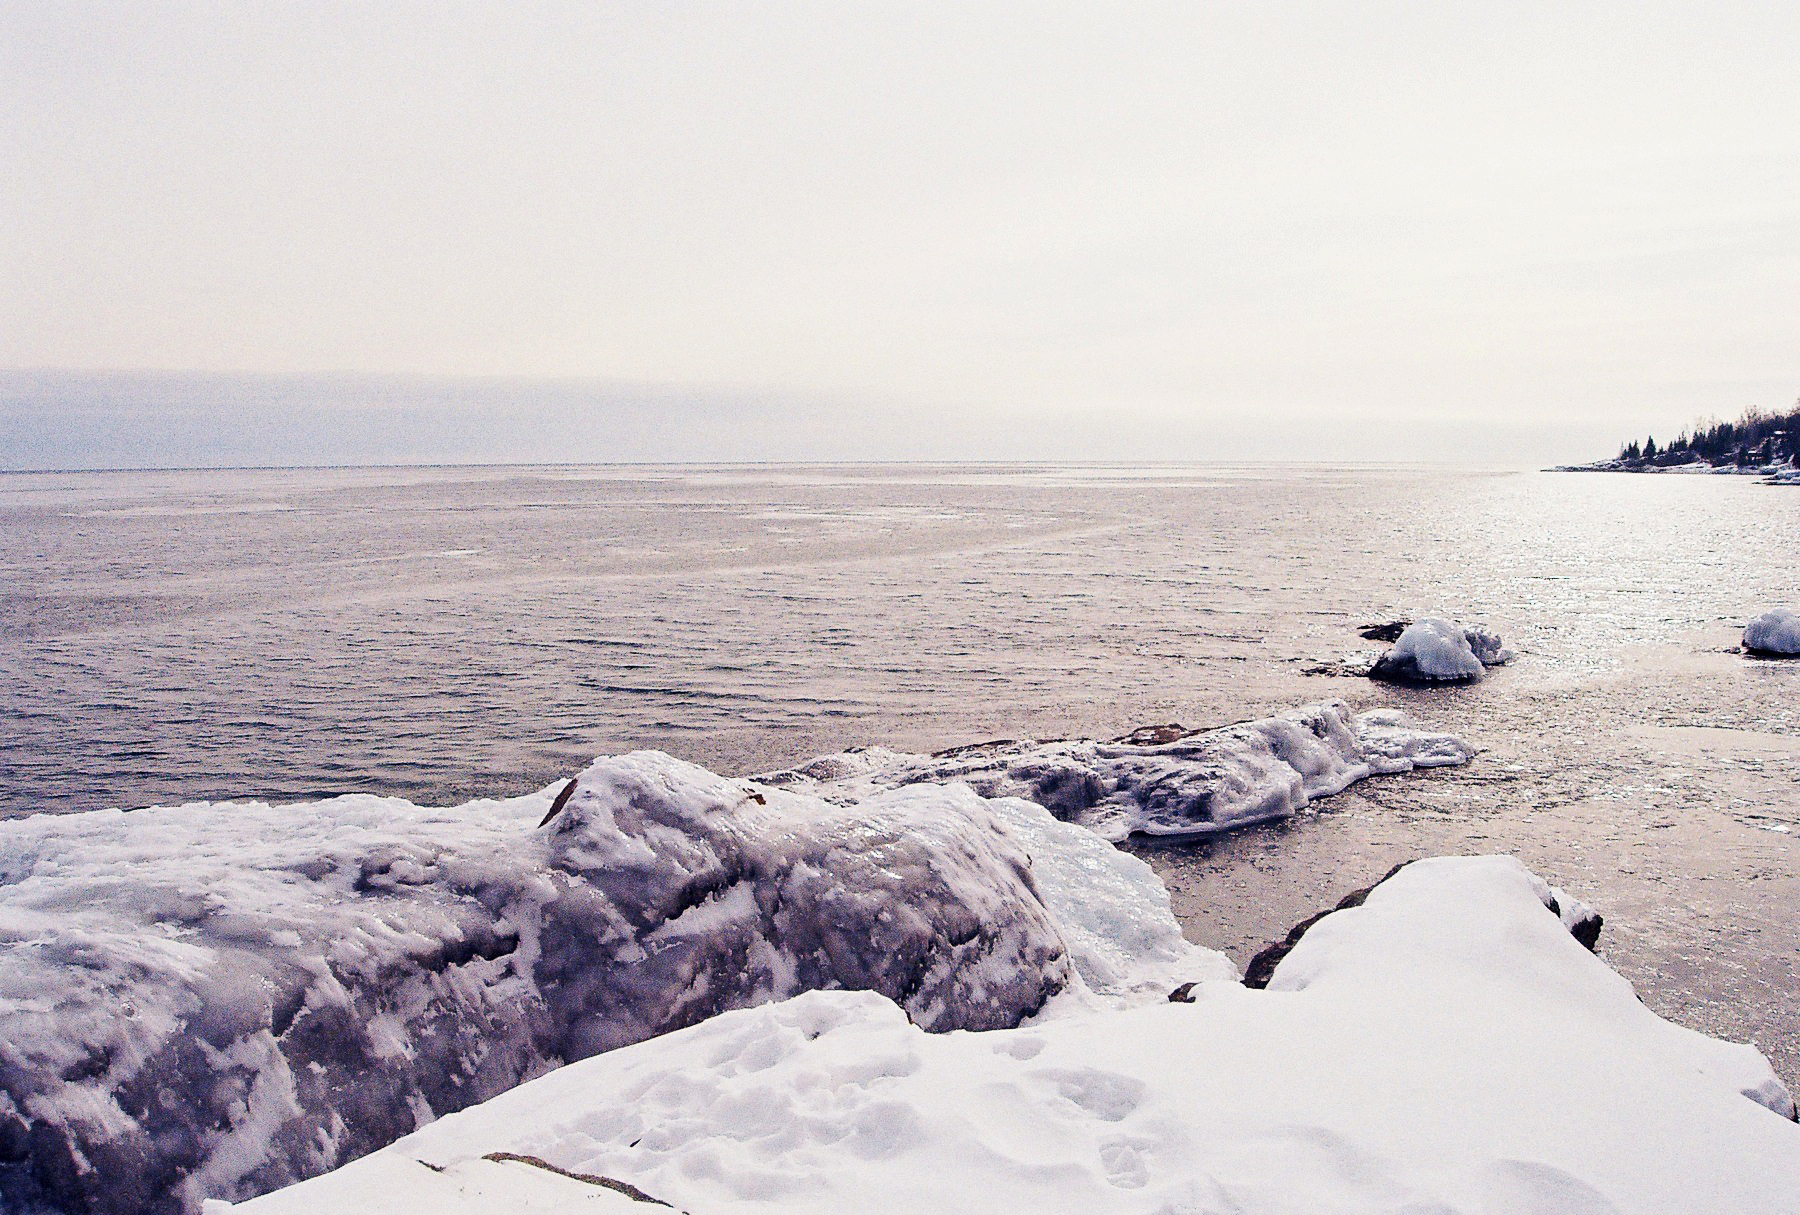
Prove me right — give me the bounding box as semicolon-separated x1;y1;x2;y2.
1549;458;1799;485
7;732;1795;1214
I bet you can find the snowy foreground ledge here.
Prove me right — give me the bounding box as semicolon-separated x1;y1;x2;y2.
759;699;1471;840
217;856;1800;1215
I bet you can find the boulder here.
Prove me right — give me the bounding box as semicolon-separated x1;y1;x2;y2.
1743;609;1800;656
1369;618;1486;683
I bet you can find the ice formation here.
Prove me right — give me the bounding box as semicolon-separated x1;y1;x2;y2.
1369;618;1512;683
216;856;1800;1215
1743;608;1800;656
7;754;1215;1214
1460;622;1516;667
758;700;1472;840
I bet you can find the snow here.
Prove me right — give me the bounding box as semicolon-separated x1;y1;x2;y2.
1743;608;1800;655
758;700;1473;841
8;753;1190;1214
1370;618;1512;683
214;856;1800;1215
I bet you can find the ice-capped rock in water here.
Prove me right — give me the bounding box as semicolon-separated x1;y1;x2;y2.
759;700;1473;841
215;857;1800;1215
1743;608;1800;656
0;753;1127;1215
1369;618;1509;683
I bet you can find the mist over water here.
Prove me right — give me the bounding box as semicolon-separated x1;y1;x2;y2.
4;463;1799;1077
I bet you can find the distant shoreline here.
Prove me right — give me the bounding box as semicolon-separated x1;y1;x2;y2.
1549;457;1799;485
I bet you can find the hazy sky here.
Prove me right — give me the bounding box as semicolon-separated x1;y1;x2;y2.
4;2;1797;467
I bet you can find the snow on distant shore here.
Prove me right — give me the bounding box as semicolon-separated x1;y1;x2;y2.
215;856;1800;1215
0;753;1227;1214
757;700;1472;840
1554;456;1800;484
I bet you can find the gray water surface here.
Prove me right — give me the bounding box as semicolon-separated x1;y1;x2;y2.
4;464;1797;1078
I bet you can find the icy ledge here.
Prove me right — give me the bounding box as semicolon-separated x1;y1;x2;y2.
758;699;1473;840
0;754;1224;1215
215;856;1799;1215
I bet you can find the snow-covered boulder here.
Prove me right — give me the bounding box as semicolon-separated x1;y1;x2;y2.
1743;608;1800;656
759;700;1472;841
0;753;1114;1215
215;856;1800;1215
1370;618;1511;683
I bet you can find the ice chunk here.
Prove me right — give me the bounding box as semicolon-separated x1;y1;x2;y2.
0;753;1081;1214
1461;622;1516;666
980;797;1236;1005
760;700;1473;841
1369;617;1488;683
217;857;1800;1215
1743;608;1800;655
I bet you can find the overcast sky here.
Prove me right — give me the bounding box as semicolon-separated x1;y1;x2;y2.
4;2;1797;468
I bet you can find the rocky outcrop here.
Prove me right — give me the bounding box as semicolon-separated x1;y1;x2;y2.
0;755;1071;1215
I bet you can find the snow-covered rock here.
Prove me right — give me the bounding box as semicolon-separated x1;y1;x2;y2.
2;753;1154;1215
214;856;1800;1215
1369;618;1510;683
1743;608;1800;656
759;700;1472;841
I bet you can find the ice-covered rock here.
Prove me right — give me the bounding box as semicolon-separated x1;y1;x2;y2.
215;856;1800;1215
760;700;1473;841
1461;622;1516;667
1369;618;1506;683
0;753;1137;1215
1743;608;1800;656
982;796;1235;1006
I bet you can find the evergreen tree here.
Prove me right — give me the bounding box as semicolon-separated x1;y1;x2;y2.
1604;400;1800;467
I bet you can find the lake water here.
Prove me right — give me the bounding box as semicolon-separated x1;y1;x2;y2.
3;464;1798;1078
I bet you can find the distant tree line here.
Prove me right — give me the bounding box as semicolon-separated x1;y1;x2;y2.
1615;400;1800;467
